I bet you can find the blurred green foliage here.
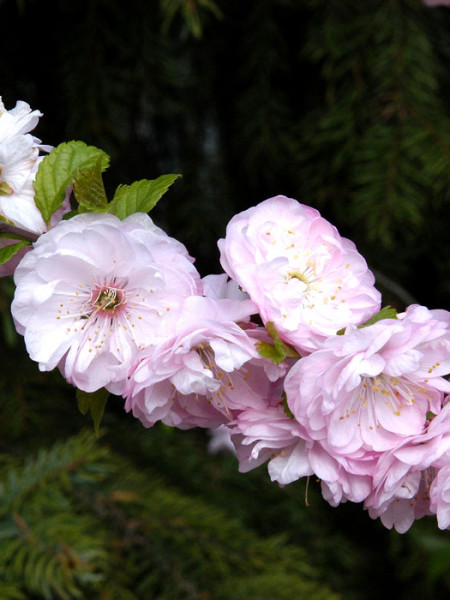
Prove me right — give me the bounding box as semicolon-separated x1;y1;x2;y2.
1;0;450;598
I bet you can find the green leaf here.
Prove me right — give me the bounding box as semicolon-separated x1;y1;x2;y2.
256;322;300;365
359;305;398;327
76;390;90;416
76;388;109;437
73;156;108;211
359;305;397;329
337;306;398;335
107;174;181;219
62;210;79;221
0;241;30;266
256;340;283;364
34;141;110;225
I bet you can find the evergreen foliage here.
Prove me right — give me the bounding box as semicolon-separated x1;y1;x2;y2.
300;0;450;242
231;0;300;191
0;416;340;598
298;0;450;305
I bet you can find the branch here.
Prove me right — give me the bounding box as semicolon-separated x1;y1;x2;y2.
0;222;40;243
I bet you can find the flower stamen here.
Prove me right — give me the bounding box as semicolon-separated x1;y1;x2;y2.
93;286;124;312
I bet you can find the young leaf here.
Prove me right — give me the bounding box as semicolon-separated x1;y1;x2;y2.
107;174;181;219
76;388;109;436
337;306;398;335
359;305;398;328
256;321;300;364
256;340;282;363
73;157;108;211
0;240;30;266
34;141;110;225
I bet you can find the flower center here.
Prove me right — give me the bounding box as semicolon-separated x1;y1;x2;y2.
194;342;235;416
196;343;217;373
339;374;435;431
92;286;124;313
360;375;428;414
288;270;310;286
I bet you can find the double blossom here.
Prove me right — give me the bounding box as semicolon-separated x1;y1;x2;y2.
11;212;202;394
218;195;382;352
125;294;277;430
285;305;450;455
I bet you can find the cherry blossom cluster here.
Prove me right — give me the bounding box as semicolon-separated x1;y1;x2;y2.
2;98;450;534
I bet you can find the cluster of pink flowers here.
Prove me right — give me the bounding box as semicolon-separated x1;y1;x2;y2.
3;98;450;533
217;199;450;533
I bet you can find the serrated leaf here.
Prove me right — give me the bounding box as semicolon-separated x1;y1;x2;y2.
73;157;108;211
76;388;109;436
34;141;110;225
107;174;181;219
256;321;300;364
0;241;30;266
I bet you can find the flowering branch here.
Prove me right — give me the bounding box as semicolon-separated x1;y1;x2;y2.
2;95;450;535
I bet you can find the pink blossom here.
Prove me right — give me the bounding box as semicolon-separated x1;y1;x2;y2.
365;403;450;532
125;295;273;430
309;441;377;506
11;212;202;394
231;396;375;497
202;273;250;302
369;473;432;533
218;195;381;352
231;402;314;485
285;305;450;456
430;463;450;529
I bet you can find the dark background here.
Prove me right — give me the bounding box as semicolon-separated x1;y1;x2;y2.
1;1;450;598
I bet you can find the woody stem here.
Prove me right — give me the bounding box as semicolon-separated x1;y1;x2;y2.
0;222;40;243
